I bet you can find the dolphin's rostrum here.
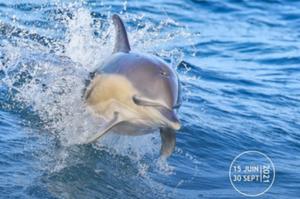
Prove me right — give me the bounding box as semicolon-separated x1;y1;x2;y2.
84;14;182;158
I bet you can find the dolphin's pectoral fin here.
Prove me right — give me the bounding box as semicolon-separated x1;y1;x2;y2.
160;127;176;158
83;112;122;144
112;14;131;53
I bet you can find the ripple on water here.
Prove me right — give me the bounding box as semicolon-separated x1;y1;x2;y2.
0;0;300;198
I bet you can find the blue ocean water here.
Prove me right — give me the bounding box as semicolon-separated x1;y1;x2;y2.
0;0;299;198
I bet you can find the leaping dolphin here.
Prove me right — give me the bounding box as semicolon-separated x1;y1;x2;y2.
84;14;181;158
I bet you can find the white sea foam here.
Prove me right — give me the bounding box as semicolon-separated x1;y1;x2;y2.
0;2;193;173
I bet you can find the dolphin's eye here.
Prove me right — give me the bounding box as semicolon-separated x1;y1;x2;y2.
160;71;168;77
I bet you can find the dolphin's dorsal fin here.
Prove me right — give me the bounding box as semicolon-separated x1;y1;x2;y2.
112;14;131;53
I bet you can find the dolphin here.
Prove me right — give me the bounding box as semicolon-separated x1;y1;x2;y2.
84;14;181;158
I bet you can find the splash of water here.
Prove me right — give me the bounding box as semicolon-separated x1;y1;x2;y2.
0;2;194;173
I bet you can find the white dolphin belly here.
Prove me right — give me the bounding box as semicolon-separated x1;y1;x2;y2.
85;74;165;135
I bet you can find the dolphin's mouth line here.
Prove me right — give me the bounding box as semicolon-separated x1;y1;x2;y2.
132;95;181;130
132;95;166;108
132;95;179;109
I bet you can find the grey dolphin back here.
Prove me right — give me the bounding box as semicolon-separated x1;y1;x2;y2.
112;14;131;53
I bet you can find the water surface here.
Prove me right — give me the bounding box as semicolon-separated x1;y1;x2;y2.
0;0;299;198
